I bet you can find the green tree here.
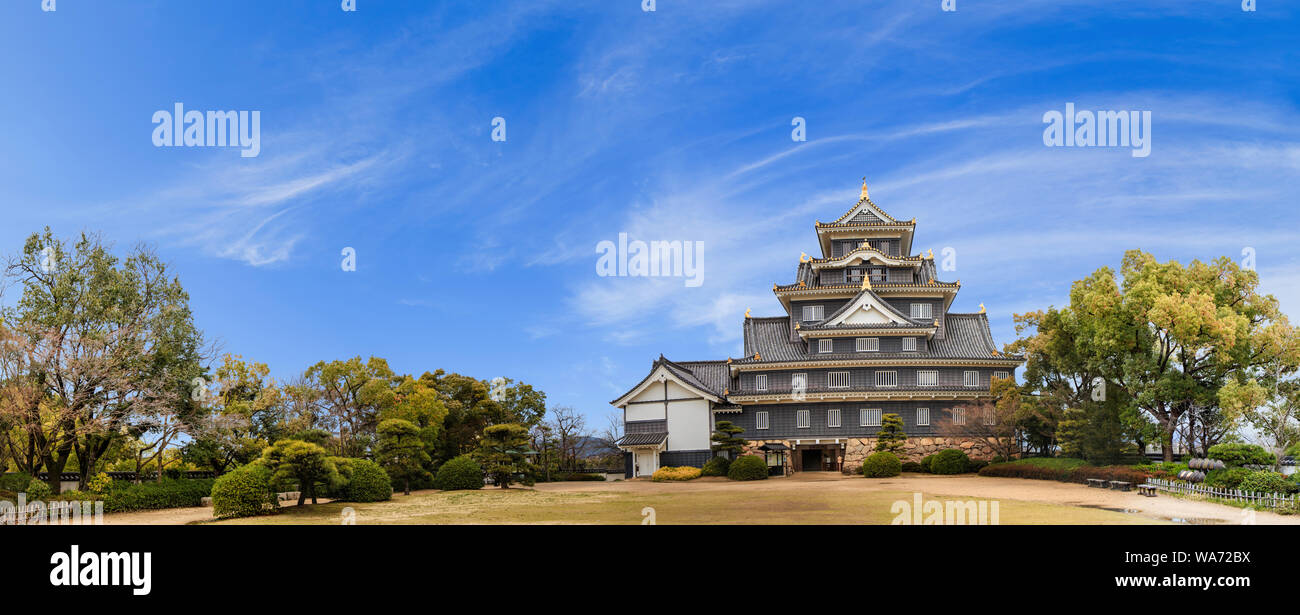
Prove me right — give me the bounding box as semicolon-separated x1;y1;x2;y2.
1014;251;1300;462
475;423;533;488
260;439;340;506
710;420;746;457
375;418;432;495
875;414;906;453
302;356;398;457
0;229;206;492
183;354;282;474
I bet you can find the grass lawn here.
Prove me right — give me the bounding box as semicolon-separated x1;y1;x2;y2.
207;477;1164;525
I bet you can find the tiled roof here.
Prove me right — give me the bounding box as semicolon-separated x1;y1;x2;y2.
617;432;667;446
736;312;1018;365
663;358;730;397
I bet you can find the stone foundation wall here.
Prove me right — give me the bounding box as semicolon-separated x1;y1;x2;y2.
844;437;998;473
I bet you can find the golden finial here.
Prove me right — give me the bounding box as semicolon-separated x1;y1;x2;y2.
861;276;871;291
754;353;761;360
726;357;732;364
794;323;801;330
926;248;934;259
800;252;810;263
798;280;806;288
860;177;869;200
744;308;751;319
911;217;916;224
979;303;986;314
724;388;729;396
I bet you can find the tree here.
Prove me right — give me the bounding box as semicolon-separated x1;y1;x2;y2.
375;419;432;495
1014;251;1299;462
182;354;283;475
1219;325;1300;471
0;229;206;492
875;413;906;453
937;378;1025;462
303;356;397;457
260;439;340;506
547;405;586;471
475;423;532;488
710;420;746;457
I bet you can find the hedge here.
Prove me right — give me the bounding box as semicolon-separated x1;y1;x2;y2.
434;455;484;491
211;464;278;519
862;452;901;478
1239;471;1290;495
0;473;32;493
900;461;925;473
1204;468;1251;490
979;462;1148;485
727;455;768;481
701;456;731;477
652;466;702;482
98;478;214;513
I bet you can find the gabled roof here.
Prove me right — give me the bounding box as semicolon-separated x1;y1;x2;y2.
820;289;923;327
609;356;729;406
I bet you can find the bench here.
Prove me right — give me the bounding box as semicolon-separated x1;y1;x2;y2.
1109;480;1132;492
1137;484;1158;497
1086;478;1108;488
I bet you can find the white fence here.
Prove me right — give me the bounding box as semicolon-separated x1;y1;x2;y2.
1146;478;1297;510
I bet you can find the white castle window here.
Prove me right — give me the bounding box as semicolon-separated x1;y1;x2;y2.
828;408;841;428
856;337;879;352
860;408;882;427
756;411;769;430
818;339;833;353
802;305;824;321
918;370;938;387
828;371;851;389
953;407;966;425
796;409;810;429
901;337;917;352
754;374;767;391
916;407;930;426
964;371;980;387
910;303;933;319
874;371;897;388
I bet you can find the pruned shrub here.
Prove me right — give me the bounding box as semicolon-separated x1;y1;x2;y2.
211;464;278;519
727;455;768;481
24;479;52;500
434;455;483;491
1207;443;1276;468
551;472;605;481
86;472;113;494
920;454;937;473
652;466;702;482
929;449;971;475
1205;468;1251;490
333;458;392;502
1239;471;1290;495
901;461;925;473
979;463;1070;481
861;452;901;478
701;456;731;477
1067;465;1148;485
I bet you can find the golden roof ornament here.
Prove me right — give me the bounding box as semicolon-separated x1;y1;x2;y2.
798;280;806;288
800;252;810;263
794;323;801;330
979;303;986;314
926;248;934;259
861;276;872;291
860;177;869;200
754;353;761;360
744;308;751;319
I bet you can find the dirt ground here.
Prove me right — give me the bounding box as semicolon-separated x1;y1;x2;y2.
89;472;1300;525
535;472;1296;525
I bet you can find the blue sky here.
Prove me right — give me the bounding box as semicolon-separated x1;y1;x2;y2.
2;0;1298;428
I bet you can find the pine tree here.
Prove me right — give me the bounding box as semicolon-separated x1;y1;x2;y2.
875;413;906;453
710;421;747;457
